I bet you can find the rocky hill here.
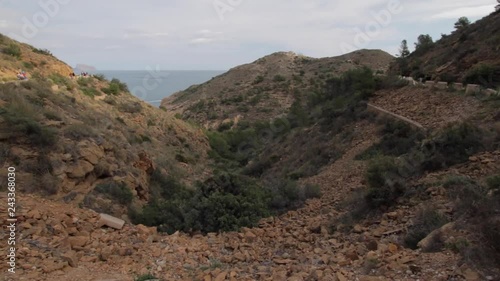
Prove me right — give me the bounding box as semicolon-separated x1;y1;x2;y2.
391;9;500;87
0;35;211;220
162;50;393;128
0;34;73;80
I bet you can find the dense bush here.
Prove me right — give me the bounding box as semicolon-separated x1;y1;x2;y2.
420;122;483;171
364;156;406;208
102;78;129;95
0;98;57;147
130;171;270;234
464;64;500;88
357;120;424;160
307;67;375;131
95;181;133;204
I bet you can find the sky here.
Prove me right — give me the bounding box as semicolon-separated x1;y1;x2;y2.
0;0;497;70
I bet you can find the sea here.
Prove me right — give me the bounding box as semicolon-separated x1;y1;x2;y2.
97;70;226;107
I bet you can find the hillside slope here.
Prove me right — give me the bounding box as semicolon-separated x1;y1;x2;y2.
0;36;211;218
162;50;393;128
391;9;500;87
0;34;72;80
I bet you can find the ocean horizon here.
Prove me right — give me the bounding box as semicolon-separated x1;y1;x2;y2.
94;70;226;107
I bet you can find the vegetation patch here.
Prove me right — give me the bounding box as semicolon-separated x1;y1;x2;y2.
94;181;133;205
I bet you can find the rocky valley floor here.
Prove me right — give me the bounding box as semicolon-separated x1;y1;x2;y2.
1;118;498;281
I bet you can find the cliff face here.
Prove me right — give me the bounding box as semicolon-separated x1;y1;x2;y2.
161;49;394;128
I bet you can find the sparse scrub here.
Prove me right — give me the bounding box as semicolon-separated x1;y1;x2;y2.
43;110;63;121
22;61;34;70
103;96;117;105
49;73;74;91
32;48;53;56
118;101;142;113
303;183;322;199
64;124;97;140
81;87;100;97
253;75;264;84
93;74;106;81
404;206;448;250
273;75;286;82
0;97;57;147
3;43;21;58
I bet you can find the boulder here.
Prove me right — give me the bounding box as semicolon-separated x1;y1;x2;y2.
77;141;104;165
66;160;94;178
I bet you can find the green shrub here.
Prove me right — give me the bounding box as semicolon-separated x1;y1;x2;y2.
443;176;489;216
77;78;91;87
81;87;100;97
102;78;129;95
43;110;63;121
49;74;74;90
95;181;133;205
131;171;270;234
32;48;53;56
303;184;322;199
3;43;21;58
0;99;57;147
404;206;448;250
486;174;500;190
93;74;106;81
464;64;500;88
273;75;286;82
356;120;424;160
253;75;264;84
420;123;483;171
103;96;116;105
365;156;406;208
22;61;34;70
135;274;159;281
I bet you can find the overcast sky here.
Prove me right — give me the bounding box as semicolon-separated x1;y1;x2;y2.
0;0;497;70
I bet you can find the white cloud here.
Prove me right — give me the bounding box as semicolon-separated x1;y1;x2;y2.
430;4;496;19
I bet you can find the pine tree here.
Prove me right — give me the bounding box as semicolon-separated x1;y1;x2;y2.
454;17;471;30
399;40;410;58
